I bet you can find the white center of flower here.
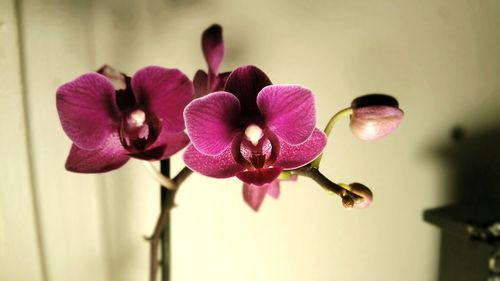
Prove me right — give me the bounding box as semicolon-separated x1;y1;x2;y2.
129;109;146;127
244;124;263;146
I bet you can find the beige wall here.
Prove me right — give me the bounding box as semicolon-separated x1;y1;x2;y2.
1;0;499;280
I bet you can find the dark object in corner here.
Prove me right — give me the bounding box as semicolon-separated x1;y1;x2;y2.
424;202;500;281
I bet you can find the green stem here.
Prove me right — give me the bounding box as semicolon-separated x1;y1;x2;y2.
310;107;353;169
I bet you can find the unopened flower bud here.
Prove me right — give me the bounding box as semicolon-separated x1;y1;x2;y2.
348;182;373;208
97;64;128;90
350;94;404;141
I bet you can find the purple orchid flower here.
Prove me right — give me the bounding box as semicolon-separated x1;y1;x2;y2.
56;66;193;173
193;24;231;97
183;65;327;210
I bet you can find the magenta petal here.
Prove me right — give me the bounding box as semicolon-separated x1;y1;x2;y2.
157;131;190;159
65;134;129;173
56;73;119;150
266;180;280;199
202;24;224;78
275;128;327;169
183;144;244;178
236;167;283;186
224;65;272;118
258;84;315;145
242;183;268;211
193;70;209;98
131;66;193;133
184;91;240;155
129;131;189;160
128;146;166;160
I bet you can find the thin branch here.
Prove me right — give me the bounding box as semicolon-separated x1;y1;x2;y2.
293;165;363;208
311;107;353;169
146;166;193;281
172;167;193;187
142;161;177;190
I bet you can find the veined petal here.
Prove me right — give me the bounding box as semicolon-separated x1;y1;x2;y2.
184;91;240;155
56;73;119;150
275;128;327;169
242;183;268;211
266;180;280;199
128;131;189;160
257;84;315;145
158;131;190;159
224;65;272;118
236;167;283;186
202;24;224;78
128;146;165;161
183;144;244;178
193;70;209;98
131;66;193;133
65;134;129;173
159;132;189;159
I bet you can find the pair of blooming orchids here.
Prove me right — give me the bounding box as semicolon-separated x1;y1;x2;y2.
56;25;404;211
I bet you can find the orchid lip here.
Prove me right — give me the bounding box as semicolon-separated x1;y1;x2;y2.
119;109;160;153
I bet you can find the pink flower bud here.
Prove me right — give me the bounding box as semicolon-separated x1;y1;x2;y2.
350;94;404;141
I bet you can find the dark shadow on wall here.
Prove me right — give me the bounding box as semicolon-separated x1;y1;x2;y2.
425;126;500;281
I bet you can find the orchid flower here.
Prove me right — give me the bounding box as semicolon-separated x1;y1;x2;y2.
56;65;193;173
183;65;327;210
193;24;231;97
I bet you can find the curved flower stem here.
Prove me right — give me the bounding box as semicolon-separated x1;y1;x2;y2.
142;161;177;190
310;107;353;169
293;165;362;208
146;165;193;281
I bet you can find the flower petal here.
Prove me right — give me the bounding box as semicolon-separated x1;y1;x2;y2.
257;84;315;145
184;91;240;155
158;131;190;159
193;70;209;98
131;66;193;133
275;128;327;169
266;180;280;199
242;183;268;211
65;134;129;173
202;24;224;78
56;73;119;150
236;167;283;186
128;146;166;161
128;130;189;160
183;144;244;178
224;65;272;118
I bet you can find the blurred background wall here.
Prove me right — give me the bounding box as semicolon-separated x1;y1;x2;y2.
1;0;499;280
